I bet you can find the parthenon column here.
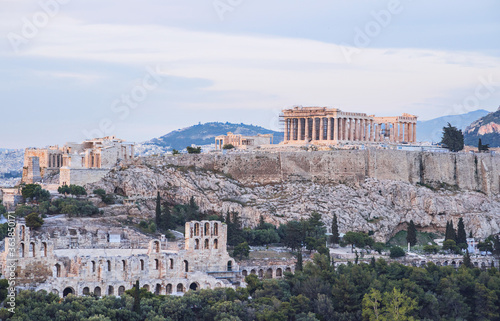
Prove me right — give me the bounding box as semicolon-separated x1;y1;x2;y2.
369;120;373;142
327;118;332;141
412;123;417;143
318;118;324;140
350;118;355;141
297;118;302;141
333;117;338;142
284;119;289;142
361;119;366;141
403;123;408;142
398;122;403;142
312;118;316;141
338;118;343;140
304;118;309;141
291;118;296;141
344;118;348;140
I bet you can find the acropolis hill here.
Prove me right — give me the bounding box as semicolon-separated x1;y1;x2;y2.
89;149;500;241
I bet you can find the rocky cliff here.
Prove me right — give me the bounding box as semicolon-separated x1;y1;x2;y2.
465;107;500;147
89;150;500;241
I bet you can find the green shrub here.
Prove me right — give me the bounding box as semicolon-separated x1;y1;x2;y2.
389;246;405;258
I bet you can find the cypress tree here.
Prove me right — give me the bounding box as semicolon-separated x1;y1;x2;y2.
450;220;457;242
457;218;467;246
133;280;140;313
296;250;303;271
155;192;161;227
463;249;472;268
406;220;417;247
331;214;340;244
258;215;265;229
161;206;172;230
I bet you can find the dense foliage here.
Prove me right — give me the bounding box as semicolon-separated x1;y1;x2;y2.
21;184;50;202
440;123;464;152
14;198;100;218
8;256;500;320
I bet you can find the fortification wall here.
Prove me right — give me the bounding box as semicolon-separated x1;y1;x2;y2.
137;150;500;194
60;168;110;186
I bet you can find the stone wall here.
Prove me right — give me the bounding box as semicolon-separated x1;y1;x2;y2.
136;150;500;194
60;168;110;186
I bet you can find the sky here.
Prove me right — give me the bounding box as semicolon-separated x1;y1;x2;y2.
0;0;499;148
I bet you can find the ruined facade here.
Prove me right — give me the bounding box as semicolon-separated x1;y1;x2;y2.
215;132;273;150
1;220;242;297
22;136;134;186
282;107;418;145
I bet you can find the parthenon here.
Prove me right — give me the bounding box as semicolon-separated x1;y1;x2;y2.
281;107;418;144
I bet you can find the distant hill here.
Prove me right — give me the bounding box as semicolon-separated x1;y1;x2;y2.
417;109;489;143
136;122;283;154
464;107;500;147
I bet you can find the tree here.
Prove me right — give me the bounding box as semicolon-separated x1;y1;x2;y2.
223;144;235;150
343;231;374;252
296;250;303;271
22;184;50;202
284;221;304;251
383;288;417;321
155;192;161;227
442;239;459;253
69;185;86;197
440;123;464;152
186;146;202;154
406;220;417;247
390;246;405;258
58;184;70;196
232;242;250;260
478;138;490;152
362;288;382;321
493;236;500;256
456;218;467;248
172;149;180;155
25;212;44;229
331;214;340;245
133;280;140;313
445;220;456;242
463;249;473;268
0;201;6;217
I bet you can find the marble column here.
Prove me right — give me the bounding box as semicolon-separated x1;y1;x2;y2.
297;118;302;141
304;118;309;141
284;119;289;141
413;122;417;143
327;118;332;141
319;118;324;140
398;122;403;142
334;117;339;142
338;118;343;140
312;118;316;141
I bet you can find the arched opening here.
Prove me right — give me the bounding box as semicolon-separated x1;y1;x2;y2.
143;284;150;291
183;260;189;272
451;261;457;268
30;242;35;257
258;269;264;278
108;285;114;295
195;239;200;250
443;261;448;266
285;267;292;273
420;261;426;267
55;263;61;277
204;223;210;236
154;259;159;270
166;284;172;294
242;270;248;277
20;243;25;258
250;269;256;275
214;223;218;236
204;239;209;249
169;258;174;269
122;260;126;271
107;260;111;271
176;283;184;293
458;261;463;266
63;287;74;297
155;284;162;295
189;283;198;291
474;262;479;267
194;223;200;236
266;268;273;279
118;286;125;296
92;261;96;272
481;262;486;269
154;241;160;253
213;239;218;249
215;282;222;288
276;268;282;278
51;289;59;296
82;287;90;295
41;242;47;257
140;259;145;271
94;287;102;296
227;260;232;271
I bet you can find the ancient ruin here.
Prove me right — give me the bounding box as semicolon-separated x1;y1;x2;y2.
22;136;134;186
281;106;417;144
215;132;273;150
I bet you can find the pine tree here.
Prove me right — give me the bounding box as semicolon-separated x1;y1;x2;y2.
457;218;467;247
406;220;417;247
155;192;161;227
331;214;340;244
296;250;303;271
441;123;464;152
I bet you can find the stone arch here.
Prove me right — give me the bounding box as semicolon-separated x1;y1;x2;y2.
204;222;210;236
55;263;61;277
108;285;114;295
276;268;282;278
30;242;35;257
481;262;486;269
195;239;200;250
20;225;25;240
63;287;74;297
140;259;145;270
215;282;222;288
194;223;200;236
82;287;90;295
189;282;199;291
204;239;209;249
213;239;218;249
266;268;273;279
176;283;184;293
443;261;448;266
458;261;463;266
118;286;125;296
285;267;292;273
451;261;457;268
214;223;218;236
143;284;150;291
155;284;162;295
94;286;102;296
435;261;441;266
227;260;233;271
474;262;479;267
183;260;189;272
107;260;112;271
258;269;264;278
20;242;25;258
169;258;174;269
166;284;173;294
242;270;248;277
420;261;426;267
51;289;59;296
41;242;47;257
250;269;256;275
